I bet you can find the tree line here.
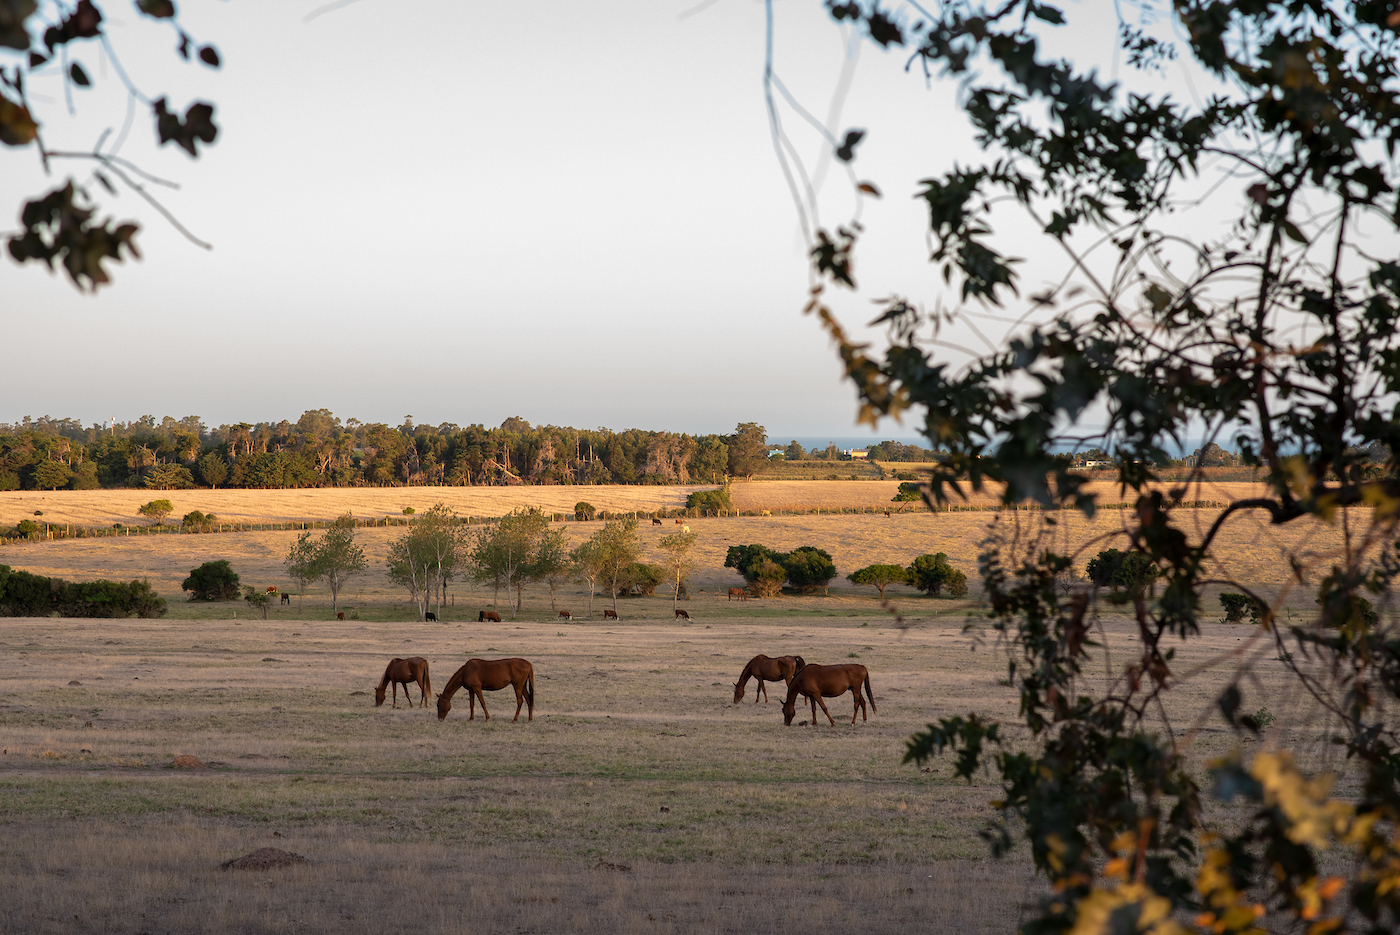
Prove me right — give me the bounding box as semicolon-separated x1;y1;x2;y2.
0;413;772;492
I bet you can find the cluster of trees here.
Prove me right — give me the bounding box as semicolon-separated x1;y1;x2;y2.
0;413;774;491
722;544;838;597
846;554;969;600
0;564;165;618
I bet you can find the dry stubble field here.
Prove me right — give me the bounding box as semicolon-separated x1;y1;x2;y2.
0;482;1366;933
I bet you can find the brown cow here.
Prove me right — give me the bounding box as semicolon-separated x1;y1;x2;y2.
558;610;572;621
674;609;690;620
336;612;345;621
265;586;277;594
674;519;683;524
728;587;747;602
479;610;502;622
652;517;662;526
603;608;619;620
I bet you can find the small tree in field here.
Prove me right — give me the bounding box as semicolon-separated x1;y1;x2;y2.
657;530;698;614
242;586;270;620
570;539;604;615
589;518;642;612
847;563;908;600
182;560;240;601
311;515;367;614
137;499;173;525
906;554;967;598
284;531;319;611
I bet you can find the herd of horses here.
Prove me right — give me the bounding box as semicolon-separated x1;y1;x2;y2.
375;651;874;727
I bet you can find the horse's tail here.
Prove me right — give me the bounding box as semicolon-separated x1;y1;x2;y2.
422;660;432;701
863;671;877;714
525;671;535;711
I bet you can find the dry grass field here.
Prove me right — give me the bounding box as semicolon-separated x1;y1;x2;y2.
1;475;1269;529
0;604;1322;935
0;482;1372;932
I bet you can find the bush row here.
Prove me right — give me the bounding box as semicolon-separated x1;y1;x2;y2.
0;565;167;618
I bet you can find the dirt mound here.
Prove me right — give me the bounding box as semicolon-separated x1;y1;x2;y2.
219;847;306;872
170;754;204;769
67;680;81;686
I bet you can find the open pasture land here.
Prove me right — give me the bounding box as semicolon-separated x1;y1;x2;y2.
0;493;1360;620
0;607;1313;935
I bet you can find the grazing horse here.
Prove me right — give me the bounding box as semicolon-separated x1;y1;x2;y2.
436;658;534;722
558;610;572;621
728;587;747;602
425;611;437;622
782;664;876;726
652;517;662;526
603;608;619;620
336;611;345;620
733;654;806;704
479;610;501;622
675;608;690;620
375;657;432;709
280;593;290;605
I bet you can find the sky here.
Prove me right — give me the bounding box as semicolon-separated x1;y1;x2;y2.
2;0;1246;439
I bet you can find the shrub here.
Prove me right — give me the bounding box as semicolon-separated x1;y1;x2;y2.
783;546;837;593
894;471;919;481
182;510;217;528
243;585;271;620
0;566;165;618
15;519;39;538
402;507;415;515
747;559;786;598
1220;592;1268;623
892;482;923;502
574;501;596;521
182;560;241;601
724;544;788;583
907;553;968;597
1086;548;1158;593
616;562;665;596
685;485;734;513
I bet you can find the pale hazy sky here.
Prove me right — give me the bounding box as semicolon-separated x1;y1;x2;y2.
2;0;1244;437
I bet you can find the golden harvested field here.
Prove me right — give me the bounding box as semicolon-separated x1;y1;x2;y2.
0;605;1316;934
1;477;1271;529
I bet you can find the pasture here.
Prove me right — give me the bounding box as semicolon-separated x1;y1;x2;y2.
0;605;1309;935
0;481;1364;932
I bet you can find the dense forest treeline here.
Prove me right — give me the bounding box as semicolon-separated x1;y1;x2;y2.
0;412;942;492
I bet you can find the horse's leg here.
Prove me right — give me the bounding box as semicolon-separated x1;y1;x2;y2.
476;689;490;721
757;680;766;704
512;682;524;722
851;687;864;723
815;694;836;726
392;682;399;709
468;688;476;720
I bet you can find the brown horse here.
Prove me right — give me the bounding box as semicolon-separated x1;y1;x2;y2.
782;663;876;726
733;654;806;704
375;657;432;709
437;658;534;722
478;610;501;622
728;587;747;602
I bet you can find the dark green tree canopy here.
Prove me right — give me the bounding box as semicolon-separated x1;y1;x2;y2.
181;559;239;602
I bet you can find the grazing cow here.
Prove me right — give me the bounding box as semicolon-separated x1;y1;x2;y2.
675;519;683;524
425;611;437;622
728;587;747;602
336;612;345;621
558;610;572;621
652;517;662;526
280;593;290;605
884;509;891;517
603;608;619;620
682;525;690;533
265;586;278;594
674;608;690;620
479;610;502;623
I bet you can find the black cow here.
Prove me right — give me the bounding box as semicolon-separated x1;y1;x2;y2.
425;611;438;622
